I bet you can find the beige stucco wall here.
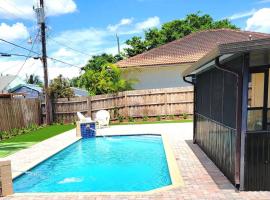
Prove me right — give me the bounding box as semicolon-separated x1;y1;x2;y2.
122;64;192;90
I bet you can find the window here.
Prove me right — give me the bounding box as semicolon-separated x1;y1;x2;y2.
248;68;270;131
248;73;264;131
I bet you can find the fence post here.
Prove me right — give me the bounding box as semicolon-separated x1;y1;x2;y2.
164;91;168;116
0;161;13;197
124;92;128;117
87;96;92;118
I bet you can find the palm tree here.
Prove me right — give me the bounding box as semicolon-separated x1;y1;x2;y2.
25;74;43;87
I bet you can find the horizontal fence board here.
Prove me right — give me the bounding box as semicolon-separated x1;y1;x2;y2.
0;98;41;131
45;86;194;123
2;86;194;131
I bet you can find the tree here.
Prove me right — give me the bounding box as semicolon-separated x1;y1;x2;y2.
82;53;123;71
79;64;134;95
69;76;80;87
25;74;43;87
125;36;148;57
145;28;164;49
124;12;238;57
48;75;74;98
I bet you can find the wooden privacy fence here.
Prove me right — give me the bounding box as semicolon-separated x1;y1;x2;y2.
46;86;194;123
0;98;41;131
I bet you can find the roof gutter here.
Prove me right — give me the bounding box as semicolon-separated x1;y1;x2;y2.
183;74;196;85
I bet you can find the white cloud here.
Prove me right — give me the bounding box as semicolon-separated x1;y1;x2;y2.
51;48;76;58
0;0;77;20
0;16;160;79
107;16;160;35
0;58;81;80
228;9;257;20
104;44;129;55
0;22;29;41
258;0;270;3
53;28;106;48
0;59;42;79
47;63;81;80
135;16;160;31
45;0;77;16
107;18;133;32
246;8;270;33
49;28;108;65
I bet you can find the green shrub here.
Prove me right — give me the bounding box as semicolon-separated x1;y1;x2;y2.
142;116;149;121
182;113;188;119
113;108;119;118
169;115;175;120
0;124;43;141
156;116;161;121
117;116;125;122
128;116;135;122
161;115;167;119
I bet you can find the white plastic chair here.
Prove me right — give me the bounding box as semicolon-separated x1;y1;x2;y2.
95;110;110;128
77;112;92;122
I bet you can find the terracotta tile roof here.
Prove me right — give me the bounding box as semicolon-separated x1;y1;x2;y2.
116;29;270;68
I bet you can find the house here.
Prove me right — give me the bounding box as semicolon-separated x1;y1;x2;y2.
9;84;43;99
182;36;270;191
0;75;25;93
117;29;270;90
70;87;89;97
9;84;89;99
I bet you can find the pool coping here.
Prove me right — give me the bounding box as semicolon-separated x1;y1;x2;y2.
12;133;183;196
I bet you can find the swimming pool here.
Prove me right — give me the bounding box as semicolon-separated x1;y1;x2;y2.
14;135;172;192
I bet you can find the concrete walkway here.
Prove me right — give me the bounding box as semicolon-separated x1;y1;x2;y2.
3;123;270;199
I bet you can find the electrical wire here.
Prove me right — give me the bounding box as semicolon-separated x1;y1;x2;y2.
0;52;40;58
0;38;40;56
2;0;31;16
0;38;82;69
2;31;40;89
47;36;92;57
0;5;20;19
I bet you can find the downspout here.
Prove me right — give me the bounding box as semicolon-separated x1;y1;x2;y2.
214;56;242;189
183;74;196;143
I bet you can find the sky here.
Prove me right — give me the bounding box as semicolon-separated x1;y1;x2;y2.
0;0;270;81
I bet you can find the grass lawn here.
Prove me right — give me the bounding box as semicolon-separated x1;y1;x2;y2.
0;124;75;158
111;119;192;126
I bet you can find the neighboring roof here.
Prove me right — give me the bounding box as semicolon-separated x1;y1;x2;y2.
183;37;270;76
9;84;43;93
116;29;270;68
71;87;89;97
9;85;89;96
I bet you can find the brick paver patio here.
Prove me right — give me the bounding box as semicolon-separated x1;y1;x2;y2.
3;123;270;200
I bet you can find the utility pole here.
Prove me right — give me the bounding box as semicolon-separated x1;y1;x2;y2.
116;33;120;55
35;0;51;124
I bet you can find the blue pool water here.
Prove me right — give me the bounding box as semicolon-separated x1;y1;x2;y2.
14;135;171;192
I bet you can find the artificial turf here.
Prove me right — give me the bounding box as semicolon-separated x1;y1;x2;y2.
0;124;75;158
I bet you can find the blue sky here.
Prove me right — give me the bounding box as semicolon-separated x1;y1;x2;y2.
0;0;270;79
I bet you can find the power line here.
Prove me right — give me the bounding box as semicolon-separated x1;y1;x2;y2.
0;38;40;56
47;36;92;57
2;0;31;16
0;5;20;19
0;38;82;69
48;57;82;69
0;52;40;59
2;30;40;89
